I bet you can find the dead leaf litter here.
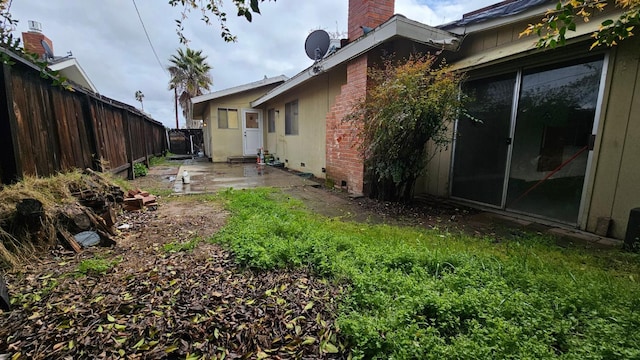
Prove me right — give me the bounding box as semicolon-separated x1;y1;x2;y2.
1;198;346;359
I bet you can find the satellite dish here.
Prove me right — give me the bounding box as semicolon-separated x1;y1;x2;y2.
40;39;54;60
304;30;330;61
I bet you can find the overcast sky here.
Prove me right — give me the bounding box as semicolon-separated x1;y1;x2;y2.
11;0;498;128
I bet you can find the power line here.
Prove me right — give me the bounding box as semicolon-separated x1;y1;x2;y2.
132;0;167;75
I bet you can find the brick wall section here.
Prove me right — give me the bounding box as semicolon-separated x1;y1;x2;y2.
22;32;54;59
325;55;368;194
326;0;394;194
348;0;395;42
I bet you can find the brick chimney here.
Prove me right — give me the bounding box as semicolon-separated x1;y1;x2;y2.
325;0;395;195
22;21;54;60
348;0;395;42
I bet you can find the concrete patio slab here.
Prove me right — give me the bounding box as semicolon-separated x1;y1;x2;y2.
161;158;623;249
173;160;314;194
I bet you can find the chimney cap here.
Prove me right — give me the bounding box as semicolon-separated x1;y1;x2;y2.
28;20;42;33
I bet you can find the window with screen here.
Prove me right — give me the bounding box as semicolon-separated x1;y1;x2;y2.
217;108;239;129
268;108;276;133
285;100;298;135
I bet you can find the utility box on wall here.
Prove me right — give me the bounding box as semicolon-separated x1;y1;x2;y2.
624;208;640;250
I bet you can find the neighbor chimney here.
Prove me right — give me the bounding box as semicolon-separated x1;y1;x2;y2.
348;0;395;42
22;20;54;59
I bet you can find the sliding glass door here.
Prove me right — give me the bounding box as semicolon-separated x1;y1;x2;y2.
505;59;604;222
452;57;605;224
452;74;516;206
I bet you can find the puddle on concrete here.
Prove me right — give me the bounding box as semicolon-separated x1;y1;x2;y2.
172;163;312;194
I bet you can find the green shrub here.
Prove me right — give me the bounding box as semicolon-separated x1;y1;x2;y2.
133;162;148;177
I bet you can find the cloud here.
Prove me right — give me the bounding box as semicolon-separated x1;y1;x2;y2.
10;0;498;128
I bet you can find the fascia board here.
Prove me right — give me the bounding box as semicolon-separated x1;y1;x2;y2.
49;58;98;92
448;18;604;72
443;4;552;35
251;16;460;107
191;75;288;105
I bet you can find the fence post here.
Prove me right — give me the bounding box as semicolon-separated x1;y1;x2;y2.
141;115;150;167
81;94;101;171
0;64;22;183
122;109;135;180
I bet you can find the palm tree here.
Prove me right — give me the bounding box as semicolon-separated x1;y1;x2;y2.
168;48;213;128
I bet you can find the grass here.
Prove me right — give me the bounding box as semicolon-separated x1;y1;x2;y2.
149;153;177;167
76;257;120;276
162;237;202;253
211;188;640;359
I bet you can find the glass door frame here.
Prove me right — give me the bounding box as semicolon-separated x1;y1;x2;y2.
449;53;610;227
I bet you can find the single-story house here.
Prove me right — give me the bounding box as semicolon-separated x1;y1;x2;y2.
192;0;640;240
191;76;288;162
22;21;98;92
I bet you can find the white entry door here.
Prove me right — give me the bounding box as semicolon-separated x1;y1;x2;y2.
242;109;262;156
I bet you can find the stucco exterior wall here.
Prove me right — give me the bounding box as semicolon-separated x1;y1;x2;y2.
204;86;279;162
260;68;346;179
586;36;640;239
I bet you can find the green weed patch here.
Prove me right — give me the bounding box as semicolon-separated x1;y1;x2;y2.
212;188;640;359
77;257;120;276
162;237;202;253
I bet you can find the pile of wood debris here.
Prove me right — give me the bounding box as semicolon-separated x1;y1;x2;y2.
0;169;157;267
123;189;158;211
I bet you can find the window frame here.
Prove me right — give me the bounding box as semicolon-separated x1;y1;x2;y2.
217;108;239;129
267;108;276;133
285;100;299;136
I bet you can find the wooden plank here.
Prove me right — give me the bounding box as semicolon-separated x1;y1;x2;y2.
0;64;21;183
57;228;83;253
51;90;73;169
86;98;103;170
12;69;35;176
122;110;135;180
109;163;131;175
46;84;64;173
75;95;93;168
82;95;100;170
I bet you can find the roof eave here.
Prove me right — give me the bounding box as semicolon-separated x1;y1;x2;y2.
191;75;289;105
48;58;98;92
440;1;554;35
251;15;461;107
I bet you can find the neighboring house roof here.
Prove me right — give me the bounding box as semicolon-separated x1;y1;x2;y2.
191;75;288;118
48;57;98;92
251;15;461;107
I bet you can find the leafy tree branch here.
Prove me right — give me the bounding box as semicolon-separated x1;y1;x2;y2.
168;0;273;44
521;0;639;48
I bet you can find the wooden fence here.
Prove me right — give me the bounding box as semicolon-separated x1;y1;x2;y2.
168;129;203;155
0;51;167;184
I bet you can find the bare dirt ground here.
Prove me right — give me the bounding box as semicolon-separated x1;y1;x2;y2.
0;173;346;359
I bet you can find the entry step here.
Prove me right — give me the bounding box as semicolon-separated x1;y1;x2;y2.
227;156;257;164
